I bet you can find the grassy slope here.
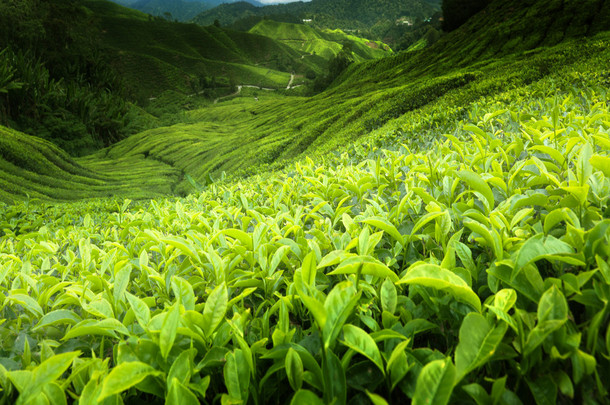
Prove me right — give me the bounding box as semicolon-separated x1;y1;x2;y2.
0;126;181;203
248;20;391;62
83;0;322;100
2;0;609;203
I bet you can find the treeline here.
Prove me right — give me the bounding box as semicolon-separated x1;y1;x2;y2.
0;0;136;155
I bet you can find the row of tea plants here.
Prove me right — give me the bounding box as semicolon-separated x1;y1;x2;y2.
0;85;609;404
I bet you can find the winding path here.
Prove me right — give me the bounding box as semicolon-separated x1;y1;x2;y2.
211;74;301;104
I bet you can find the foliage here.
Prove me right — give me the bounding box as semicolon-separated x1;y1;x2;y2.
1;84;610;403
191;0;439;34
0;0;133;155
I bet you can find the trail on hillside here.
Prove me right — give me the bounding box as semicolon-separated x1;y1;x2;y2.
212;73;301;104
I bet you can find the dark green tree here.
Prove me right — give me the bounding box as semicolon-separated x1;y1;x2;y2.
441;0;490;32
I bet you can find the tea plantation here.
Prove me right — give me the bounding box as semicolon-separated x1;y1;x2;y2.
1;0;610;404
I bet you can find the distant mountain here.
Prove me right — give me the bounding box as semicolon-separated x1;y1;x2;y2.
107;0;263;21
192;0;439;31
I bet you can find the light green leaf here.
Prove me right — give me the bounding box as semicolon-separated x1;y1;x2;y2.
323;281;360;349
362;217;404;245
286;348;304;391
463;219;503;260
160;303;181;359
167;378;199;405
341;324;384;374
537;285;568;323
455;313;508;381
7;294;43;318
380;277;397;314
63;319;129;340
167;349;195;387
99;362;161;402
413;358;456;405
590;154;610;177
224;349;250;401
366;390;389;405
220;229;253;250
32;310;81;331
328;255;399;282
301;251;318;287
397;263;481;311
513;234;579;280
172;276;196;311
457;170;495;212
26;351;80;398
290;389;324;405
202;283;228;338
82;297;114;319
113;263;131;305
161;236;201;264
125;292;151;329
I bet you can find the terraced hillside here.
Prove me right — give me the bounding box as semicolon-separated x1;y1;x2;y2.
3;0;610;203
84;0;322;100
248;20;391;62
0;126;181;203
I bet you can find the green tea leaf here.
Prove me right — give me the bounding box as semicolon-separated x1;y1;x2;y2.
455;313;508;381
513;234;578;280
341;324;384;374
413;358;455;405
7;294;43;318
366;390;389;405
362;217;405;245
167;378;199;405
172;276;196;311
99;362;161;401
527;375;557;405
224;349;250;401
32;310;81;331
457;170;494;212
380;277;397;314
286;348;304;391
328;255;399;282
113;263;132;305
202;282;228;337
63;319;129;340
160;303;181;359
398;263;481;311
323;350;346;405
323;281;360;349
167;349;195;387
290;389;324;405
125;292;151;329
590;154;610;177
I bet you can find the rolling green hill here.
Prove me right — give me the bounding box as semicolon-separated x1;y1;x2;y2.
0;126;180;203
248;20;391;62
84;0;323;101
2;0;609;202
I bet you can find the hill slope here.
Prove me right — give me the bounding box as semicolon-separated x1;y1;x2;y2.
248;20;391;62
84;0;322;101
3;0;610;202
0;126;180;203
